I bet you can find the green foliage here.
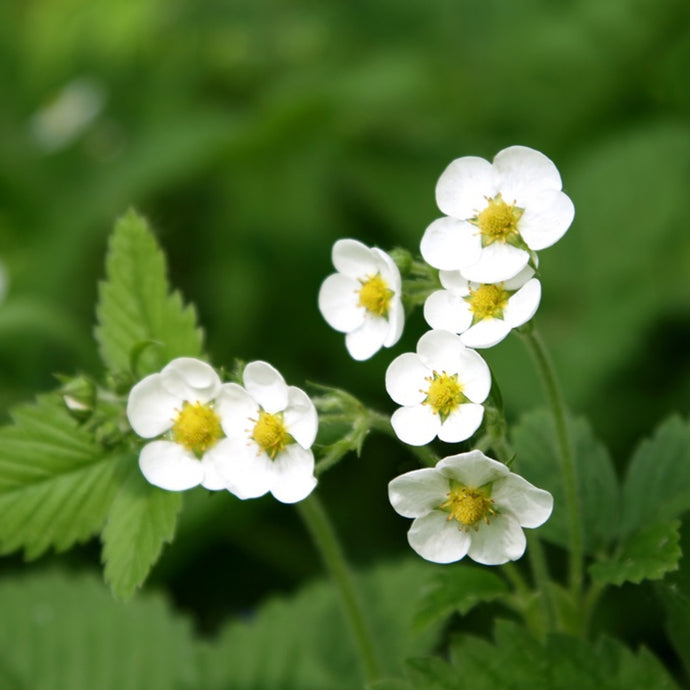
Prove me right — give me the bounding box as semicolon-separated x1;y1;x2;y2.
196;558;441;690
0;393;127;559
0;570;196;690
95;209;204;378
590;520;681;586
413;566;509;630
405;620;679;690
511;410;619;553
102;462;183;600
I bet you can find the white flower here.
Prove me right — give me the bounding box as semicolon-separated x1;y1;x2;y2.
420;145;574;283
385;330;491;446
423;266;541;349
127;357;234;491
318;239;404;361
388;450;553;565
207;361;318;504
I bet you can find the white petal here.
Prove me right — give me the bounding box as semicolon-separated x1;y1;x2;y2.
345;316;389;361
243;361;288;413
416;329;466;373
332;239;378;278
199;455;227;490
492;474;553;528
385;353;430;405
383;298;404;348
268;444;317;504
467;513;526;565
407;511;471;564
215;383;260;438
423;290;474;334
455;348;491;403
318;273;365;333
502;264;535;291
437;450;509;487
420;217;482;271
493;146;563;203
435;156;497;219
372;247;402;293
160;358;221;403
391;405;441;446
460;243;530;284
207;438;272;499
438;270;470;292
503;279;541;328
283;386;318;448
138;441;203;491
460;318;511;349
438;403;484;443
518;189;575;251
388;468;450;518
127;373;180;438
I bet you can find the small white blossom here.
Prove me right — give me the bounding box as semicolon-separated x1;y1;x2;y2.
207;361;318;504
318;239;404;361
127;357;233;491
420;145;574;283
423;266;541;349
388;450;553;565
385;330;491;446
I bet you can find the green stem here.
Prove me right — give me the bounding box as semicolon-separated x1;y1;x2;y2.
519;325;583;602
526;533;558;634
297;494;382;684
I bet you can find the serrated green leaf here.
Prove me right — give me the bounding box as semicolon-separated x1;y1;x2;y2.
95;209;203;377
621;416;690;537
511;410;619;553
0;570;197;690
413;565;508;630
102;462;182;600
197;558;441;690
589;520;681;587
0;393;127;559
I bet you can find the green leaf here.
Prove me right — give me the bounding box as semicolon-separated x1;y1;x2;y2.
197;558;441;690
413;565;508;630
511;410;619;553
620;416;690;537
404;620;678;690
589;519;681;587
0;393;127;559
0;570;197;690
95;209;203;377
101;462;182;600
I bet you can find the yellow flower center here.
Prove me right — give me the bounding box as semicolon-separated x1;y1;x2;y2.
172;401;223;455
251;411;292;459
472;194;524;246
440;485;497;531
358;274;394;317
465;283;510;321
423;371;466;421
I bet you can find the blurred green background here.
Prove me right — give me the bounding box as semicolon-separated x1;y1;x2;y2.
1;0;689;654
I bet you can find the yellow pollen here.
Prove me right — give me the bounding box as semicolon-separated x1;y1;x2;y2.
472;194;524;246
440;486;496;531
358;274;394;317
251;411;292;459
423;371;465;420
172;401;223;455
466;283;510;321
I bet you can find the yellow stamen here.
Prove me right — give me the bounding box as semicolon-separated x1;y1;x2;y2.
471;194;524;246
440;485;497;531
465;283;510;321
358;274;394;317
251;411;292;459
423;371;465;421
172;401;223;455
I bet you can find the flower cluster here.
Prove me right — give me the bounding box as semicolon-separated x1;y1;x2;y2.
127;358;318;504
317;145;571;565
